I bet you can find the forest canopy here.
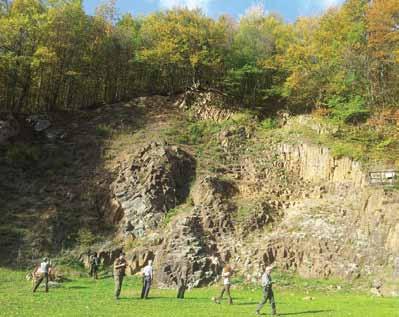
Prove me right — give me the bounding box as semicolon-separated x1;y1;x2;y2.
0;0;398;115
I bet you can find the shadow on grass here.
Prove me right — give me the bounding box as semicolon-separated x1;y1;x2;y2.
66;286;89;289
277;310;334;316
234;302;258;306
114;297;161;301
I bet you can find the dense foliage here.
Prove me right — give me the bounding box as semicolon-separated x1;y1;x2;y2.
0;0;398;114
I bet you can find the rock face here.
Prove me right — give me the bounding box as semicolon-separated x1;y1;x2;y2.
154;212;219;288
154;176;236;288
0;115;19;144
80;245;123;268
193;176;236;241
178;90;234;122
126;248;155;275
111;142;195;238
278;143;366;187
263;142;398;281
233;140;399;286
103;107;398;293
239;201;276;238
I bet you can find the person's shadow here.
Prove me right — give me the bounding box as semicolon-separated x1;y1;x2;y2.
66;286;88;289
274;310;334;316
235;301;258;306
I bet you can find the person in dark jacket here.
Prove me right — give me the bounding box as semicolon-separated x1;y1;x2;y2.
176;265;189;299
113;252;127;299
89;252;100;279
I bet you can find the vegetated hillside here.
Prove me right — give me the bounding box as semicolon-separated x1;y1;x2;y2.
1;0;399;297
2;91;398;296
0;98;157;263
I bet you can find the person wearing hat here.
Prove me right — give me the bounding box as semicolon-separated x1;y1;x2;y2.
113;252;127;299
141;260;153;299
33;257;51;293
256;265;277;316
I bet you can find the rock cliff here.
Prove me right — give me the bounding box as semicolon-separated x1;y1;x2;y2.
110;142;195;238
73;96;398;295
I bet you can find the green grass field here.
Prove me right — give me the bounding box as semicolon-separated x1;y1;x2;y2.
0;268;397;317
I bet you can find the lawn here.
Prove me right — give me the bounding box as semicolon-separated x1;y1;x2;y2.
0;268;397;317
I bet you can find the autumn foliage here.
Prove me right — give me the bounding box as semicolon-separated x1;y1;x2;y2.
0;0;398;114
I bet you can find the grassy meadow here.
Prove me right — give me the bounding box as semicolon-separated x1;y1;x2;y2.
0;268;397;317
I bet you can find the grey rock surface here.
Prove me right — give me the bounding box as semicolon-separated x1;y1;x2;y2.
111;142;195;238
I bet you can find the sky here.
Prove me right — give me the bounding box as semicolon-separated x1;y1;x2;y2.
83;0;346;22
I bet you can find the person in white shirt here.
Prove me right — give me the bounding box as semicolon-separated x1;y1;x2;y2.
141;260;153;299
33;257;51;293
214;264;233;304
256;265;277;316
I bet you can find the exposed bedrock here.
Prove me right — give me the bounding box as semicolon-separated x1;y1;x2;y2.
235;142;399;293
103;113;398;295
154;176;237;288
110;142;195;238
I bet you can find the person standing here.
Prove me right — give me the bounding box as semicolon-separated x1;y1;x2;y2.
113;252;127;300
176;265;189;299
89;252;100;279
214;264;233;304
33;257;51;293
256;265;277;316
141;260;153;299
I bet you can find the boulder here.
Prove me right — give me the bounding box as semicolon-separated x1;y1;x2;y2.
27;115;51;132
34;120;51;132
45;128;66;141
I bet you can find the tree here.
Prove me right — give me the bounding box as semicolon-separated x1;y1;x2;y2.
0;0;397;115
283;0;370;113
138;8;224;93
224;5;291;109
0;0;46;112
367;0;399;106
